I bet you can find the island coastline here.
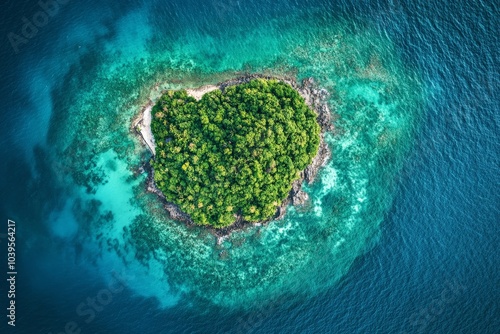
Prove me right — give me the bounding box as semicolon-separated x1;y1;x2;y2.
132;74;334;241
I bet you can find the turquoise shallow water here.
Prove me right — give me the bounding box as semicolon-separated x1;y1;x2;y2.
39;4;422;308
0;0;498;333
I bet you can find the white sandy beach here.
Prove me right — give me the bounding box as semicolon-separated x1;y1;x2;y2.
185;85;219;100
136;104;156;155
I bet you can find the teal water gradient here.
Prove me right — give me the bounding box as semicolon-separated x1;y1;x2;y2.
38;4;423;308
5;0;498;333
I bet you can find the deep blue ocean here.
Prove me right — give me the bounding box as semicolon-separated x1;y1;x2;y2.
0;0;498;333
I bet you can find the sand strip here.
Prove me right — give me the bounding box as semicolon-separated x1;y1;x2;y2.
134;104;156;155
185;85;219;100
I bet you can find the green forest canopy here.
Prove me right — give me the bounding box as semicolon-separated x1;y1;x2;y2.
150;79;320;227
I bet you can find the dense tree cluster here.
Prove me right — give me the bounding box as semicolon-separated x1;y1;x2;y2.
150;79;320;227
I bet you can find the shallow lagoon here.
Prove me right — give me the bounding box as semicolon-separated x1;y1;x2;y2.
41;8;422;308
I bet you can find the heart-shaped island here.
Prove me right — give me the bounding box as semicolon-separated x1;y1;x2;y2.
136;76;332;231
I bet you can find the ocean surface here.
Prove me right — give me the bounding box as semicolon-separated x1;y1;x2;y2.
0;0;498;333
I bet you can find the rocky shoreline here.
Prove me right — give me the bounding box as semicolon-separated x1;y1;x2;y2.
133;74;333;242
